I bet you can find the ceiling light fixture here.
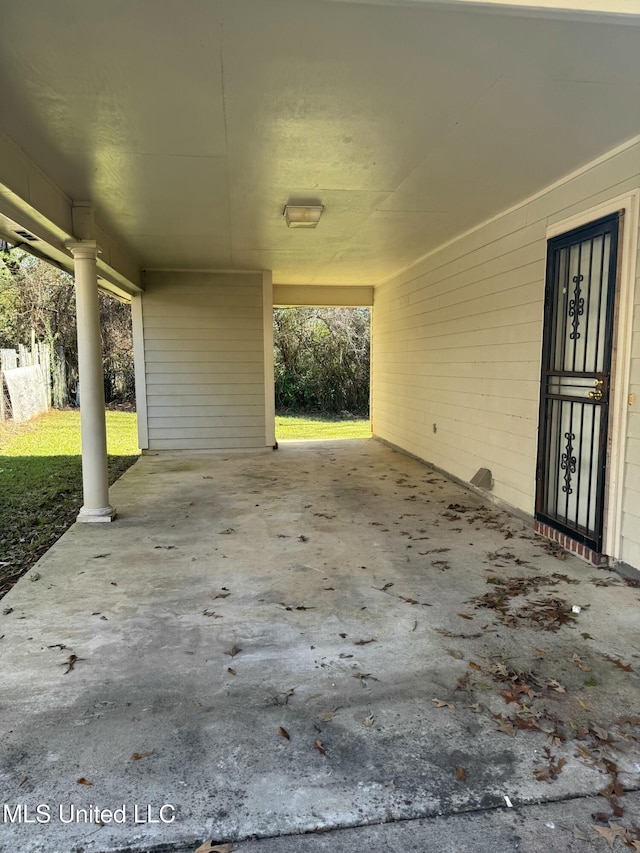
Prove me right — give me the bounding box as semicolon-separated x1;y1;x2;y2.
283;204;324;229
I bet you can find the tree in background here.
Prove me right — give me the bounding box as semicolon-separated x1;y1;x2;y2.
0;245;134;404
273;307;370;416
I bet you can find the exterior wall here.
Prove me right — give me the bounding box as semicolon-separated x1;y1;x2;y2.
372;139;640;567
141;271;266;450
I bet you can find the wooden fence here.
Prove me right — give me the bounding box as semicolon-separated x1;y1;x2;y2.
0;340;67;420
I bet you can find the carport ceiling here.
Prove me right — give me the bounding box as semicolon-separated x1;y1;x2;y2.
1;0;639;285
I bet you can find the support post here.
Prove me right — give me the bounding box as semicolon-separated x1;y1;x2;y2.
67;240;116;522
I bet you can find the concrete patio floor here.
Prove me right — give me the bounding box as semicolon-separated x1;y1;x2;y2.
1;438;639;853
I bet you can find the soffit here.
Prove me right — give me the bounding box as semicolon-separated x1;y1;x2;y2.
0;0;639;285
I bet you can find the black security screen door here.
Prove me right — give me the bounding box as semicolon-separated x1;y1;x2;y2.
535;213;620;552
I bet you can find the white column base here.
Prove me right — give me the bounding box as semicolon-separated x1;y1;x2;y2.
76;505;117;523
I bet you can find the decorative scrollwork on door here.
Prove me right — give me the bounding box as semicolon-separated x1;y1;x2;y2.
568;274;584;340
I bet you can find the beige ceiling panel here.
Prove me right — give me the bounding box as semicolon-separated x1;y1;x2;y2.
136;235;232;270
221;1;506;192
0;2;226;198
94;155;230;242
0;0;639;285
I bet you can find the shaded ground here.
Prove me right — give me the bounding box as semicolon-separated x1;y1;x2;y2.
0;410;138;598
0;439;638;853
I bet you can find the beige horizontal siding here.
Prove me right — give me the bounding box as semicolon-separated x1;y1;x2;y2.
142;271;266;450
373;139;640;576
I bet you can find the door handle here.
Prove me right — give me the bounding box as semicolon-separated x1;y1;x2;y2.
588;379;604;402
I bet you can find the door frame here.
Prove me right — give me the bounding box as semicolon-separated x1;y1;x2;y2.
544;189;639;560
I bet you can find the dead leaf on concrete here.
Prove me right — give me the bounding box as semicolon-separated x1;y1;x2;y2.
569;825;593;841
494;718;516;737
278;727;290;741
377;582;394;592
435;628;483;639
591;723;611;742
602;655;633;672
194;842;238;853
455;766;466;782
76;777;93;786
533;747;566;783
432;698;455;710
446;648;463;660
227;668;236;675
61;654;79;674
591;823;630;849
313;740;327;756
224;645;242;658
218;528;235;535
352;672;379;682
131;751;153;761
364;714;375;727
211;592;230;600
318;708;340;722
297;535;308;542
572;654;592;672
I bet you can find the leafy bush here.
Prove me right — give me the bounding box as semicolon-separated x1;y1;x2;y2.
273;308;370;415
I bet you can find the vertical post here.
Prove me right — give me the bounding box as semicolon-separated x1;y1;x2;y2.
262;271;276;448
67;240;116;522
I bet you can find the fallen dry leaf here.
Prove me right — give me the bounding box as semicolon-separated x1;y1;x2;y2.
446;648;463;660
432;698;455;710
278;726;290;741
76;777;93;786
130;751;153;761
313;740;327;756
591;723;610;741
572;653;592;672
590;823;629;849
534;765;551;783
364;714;375;727
318;708;339;722
62;654;79;674
194;842;238;853
602;655;633;672
227;667;236;675
570;825;593;841
455;766;466;782
469;661;482;671
217;528;235;535
224;645;242;658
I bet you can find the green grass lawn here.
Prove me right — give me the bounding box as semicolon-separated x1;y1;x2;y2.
0;409;139;597
276;414;370;440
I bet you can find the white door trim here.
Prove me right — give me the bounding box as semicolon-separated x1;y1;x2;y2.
546;188;639;560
